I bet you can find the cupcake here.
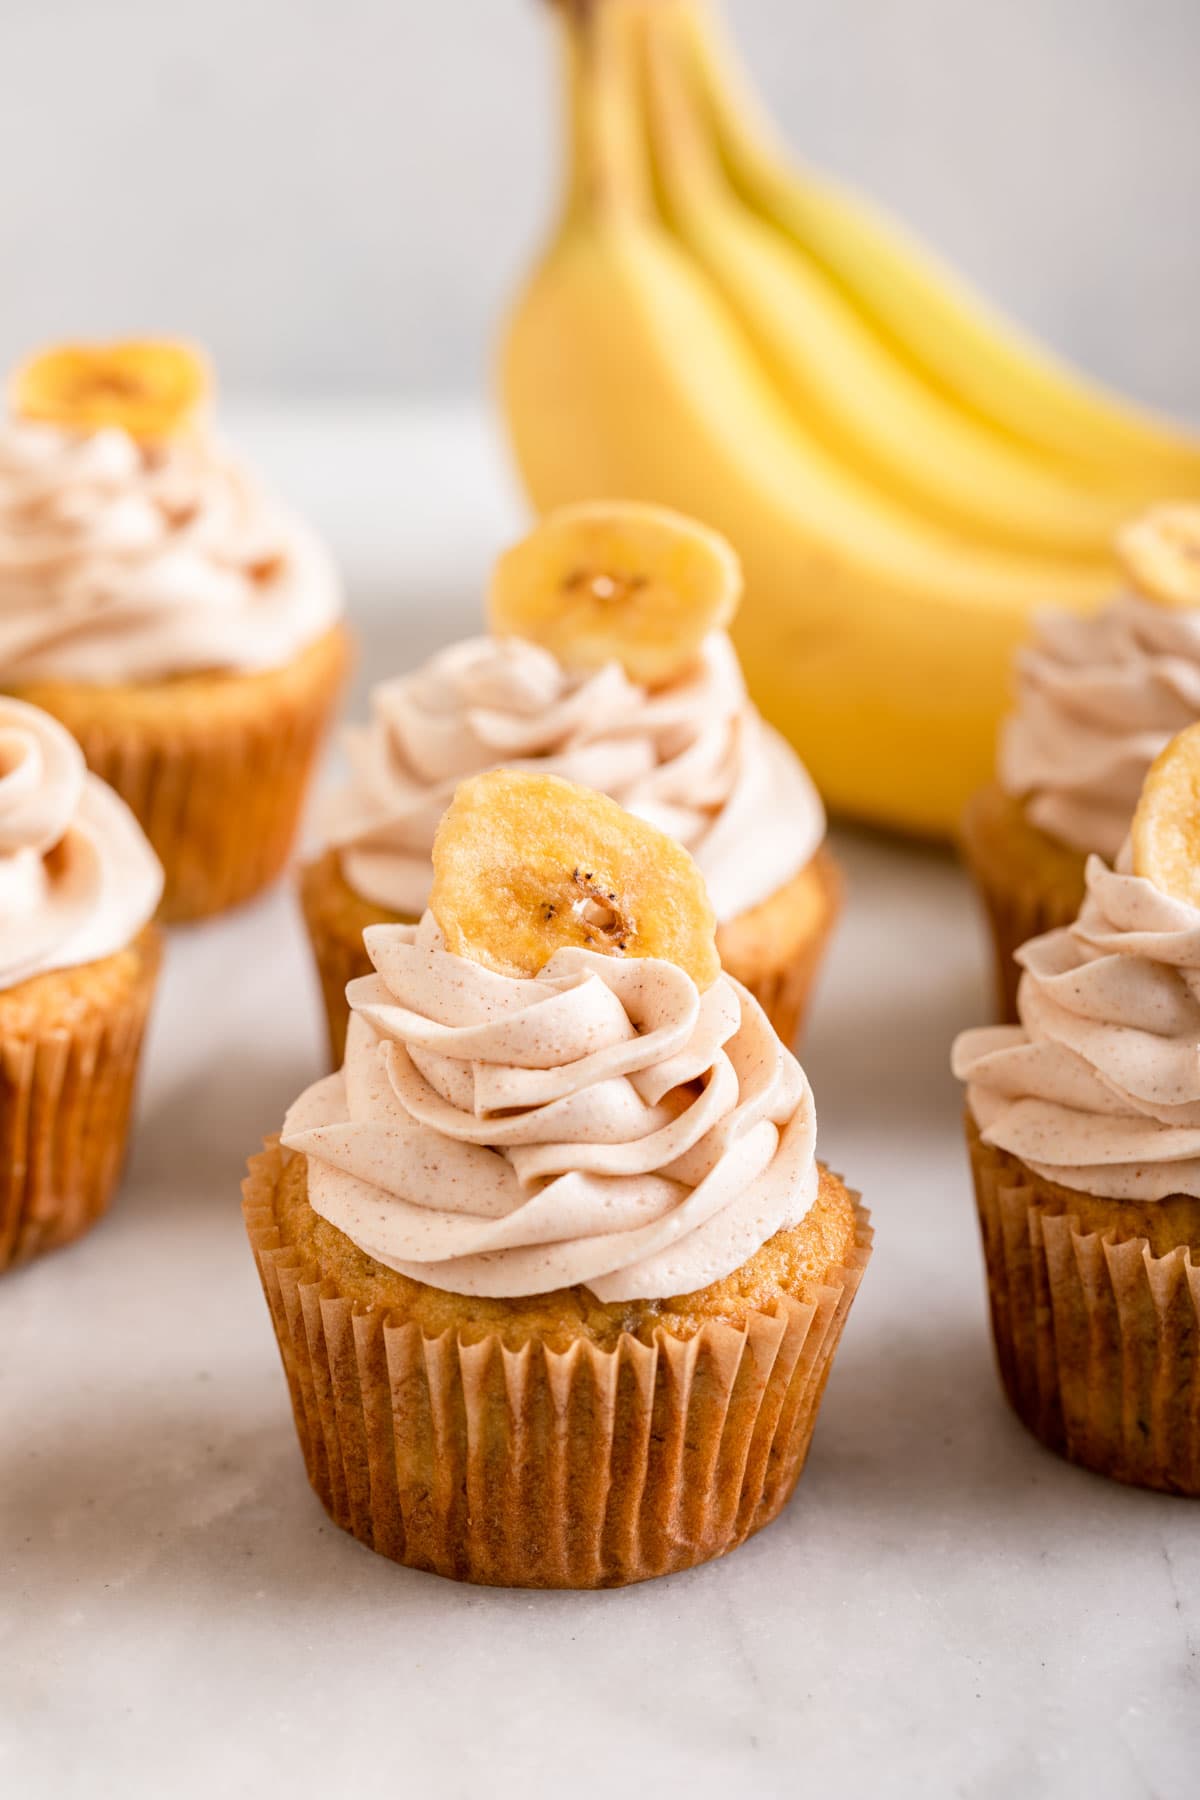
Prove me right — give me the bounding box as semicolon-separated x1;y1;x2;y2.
250;770;870;1586
961;503;1200;1020
0;697;163;1270
953;721;1200;1494
301;500;838;1063
0;339;351;923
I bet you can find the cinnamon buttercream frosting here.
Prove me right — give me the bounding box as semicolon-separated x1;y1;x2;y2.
0;698;161;988
954;848;1200;1200
0;419;342;683
282;912;819;1300
319;633;824;923
998;595;1200;860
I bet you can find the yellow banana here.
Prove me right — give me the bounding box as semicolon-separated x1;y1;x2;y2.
681;1;1200;488
636;5;1141;558
499;0;1115;834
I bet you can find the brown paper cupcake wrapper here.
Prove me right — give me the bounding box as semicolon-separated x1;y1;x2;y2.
17;626;350;925
243;1140;873;1587
968;1125;1200;1495
0;932;161;1272
959;785;1087;1023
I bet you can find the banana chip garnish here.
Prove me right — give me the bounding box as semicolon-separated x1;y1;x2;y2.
488;500;740;688
1132;721;1200;907
11;339;209;442
1118;504;1200;612
431;768;720;988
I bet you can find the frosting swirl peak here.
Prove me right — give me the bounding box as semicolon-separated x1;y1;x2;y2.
953;849;1200;1199
0;418;342;683
320;632;824;923
0;699;162;989
282;913;818;1300
998;594;1200;860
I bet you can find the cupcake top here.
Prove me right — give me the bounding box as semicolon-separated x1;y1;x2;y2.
321;632;823;923
997;505;1200;861
0;340;342;685
320;501;824;924
284;769;820;1302
955;717;1200;1201
0;697;162;989
283;914;817;1301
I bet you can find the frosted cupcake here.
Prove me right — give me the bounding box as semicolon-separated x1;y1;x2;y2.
301;501;838;1062
250;770;870;1586
0;697;162;1269
0;340;350;922
961;503;1200;1019
953;721;1200;1494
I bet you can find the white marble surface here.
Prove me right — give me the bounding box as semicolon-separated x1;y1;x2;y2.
2;412;1198;1800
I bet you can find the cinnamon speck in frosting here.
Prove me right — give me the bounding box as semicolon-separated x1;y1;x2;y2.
954;845;1200;1199
282;911;819;1301
317;632;823;923
999;595;1200;860
0;419;342;683
0;698;161;988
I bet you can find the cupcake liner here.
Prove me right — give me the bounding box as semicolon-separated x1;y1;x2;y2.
967;1120;1200;1495
14;625;351;925
243;1140;873;1587
959;784;1087;1023
0;930;162;1271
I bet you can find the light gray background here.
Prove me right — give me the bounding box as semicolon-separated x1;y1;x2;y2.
0;0;1197;413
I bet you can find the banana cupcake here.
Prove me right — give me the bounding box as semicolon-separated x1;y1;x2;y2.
0;340;350;922
250;770;871;1587
301;500;838;1062
961;503;1200;1019
0;697;162;1270
953;722;1200;1494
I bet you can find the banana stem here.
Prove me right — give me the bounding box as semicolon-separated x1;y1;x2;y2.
639;1;733;226
677;0;795;180
558;6;592;227
558;0;658;227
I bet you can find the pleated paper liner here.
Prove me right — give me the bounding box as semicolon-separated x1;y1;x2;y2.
301;843;842;1070
0;927;162;1272
9;624;351;925
959;783;1087;1023
967;1117;1200;1495
243;1140;873;1587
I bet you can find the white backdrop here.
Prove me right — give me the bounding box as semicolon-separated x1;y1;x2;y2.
0;0;1196;414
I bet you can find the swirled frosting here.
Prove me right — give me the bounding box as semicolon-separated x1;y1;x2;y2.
320;633;824;923
998;594;1200;860
0;698;162;988
953;848;1200;1200
0;419;342;683
282;912;818;1300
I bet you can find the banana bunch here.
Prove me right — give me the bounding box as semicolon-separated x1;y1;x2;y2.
498;0;1200;836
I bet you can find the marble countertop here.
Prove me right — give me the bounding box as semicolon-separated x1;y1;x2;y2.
3;409;1196;1800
